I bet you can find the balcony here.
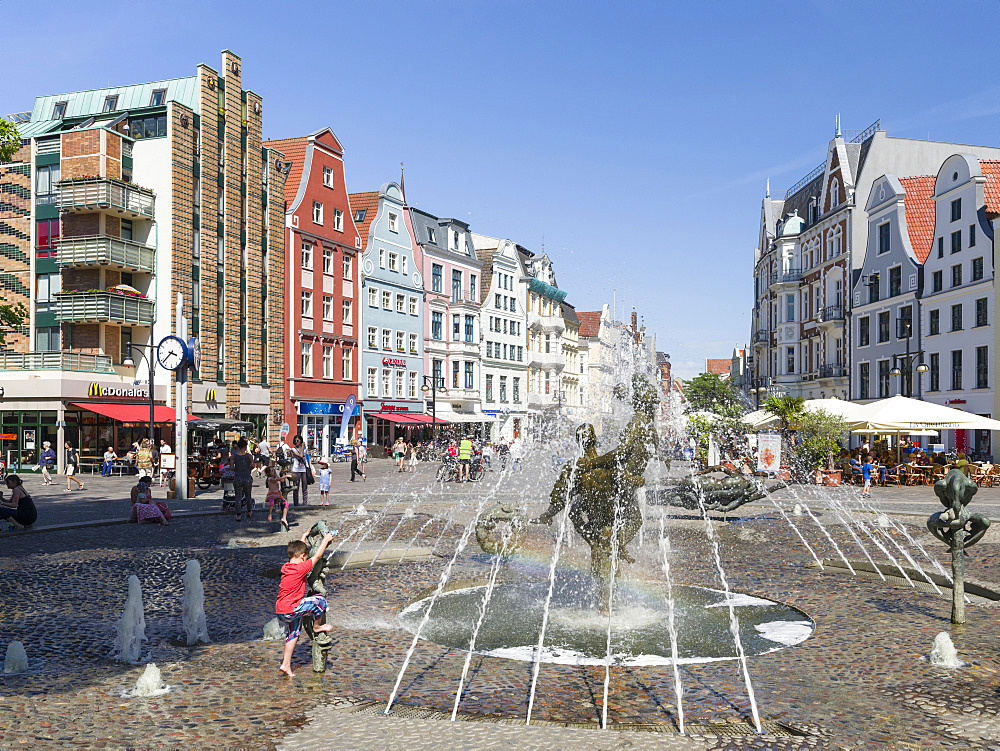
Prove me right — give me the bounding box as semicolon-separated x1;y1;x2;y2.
0;350;115;373
527;311;566;334
818;305;844;329
752;330;770;345
526;350;565;370
56;235;156;273
527;392;556;409
819;364;846;379
57;178;155;219
55;290;154;325
769;269;803;287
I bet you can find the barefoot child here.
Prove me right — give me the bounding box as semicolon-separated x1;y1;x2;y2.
265;465;291;531
318;460;331;505
276;531;336;677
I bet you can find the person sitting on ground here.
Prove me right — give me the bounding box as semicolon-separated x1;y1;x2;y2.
276;530;337;677
129;475;169;525
0;475;38;530
102;446;118;477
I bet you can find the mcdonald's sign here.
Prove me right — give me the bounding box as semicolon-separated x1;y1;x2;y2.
206;388;218;407
87;382;148;398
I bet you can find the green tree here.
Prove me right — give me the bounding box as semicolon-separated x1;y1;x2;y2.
682;372;741;418
793;408;849;471
0;118;21;163
0;302;27;347
761;394;805;432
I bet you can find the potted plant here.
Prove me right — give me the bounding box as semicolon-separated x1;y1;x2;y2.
792;408;850;485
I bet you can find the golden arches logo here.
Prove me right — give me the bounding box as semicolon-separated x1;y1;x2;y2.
88;382;101;397
206;388;217;404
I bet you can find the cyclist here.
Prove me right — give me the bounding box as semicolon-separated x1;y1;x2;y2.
458;436;474;482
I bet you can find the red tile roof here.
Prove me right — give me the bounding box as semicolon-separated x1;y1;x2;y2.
262;137;307;206
347;191;379;248
980;160;1000;216
706;358;732;376
578;311;602;338
898;176;935;263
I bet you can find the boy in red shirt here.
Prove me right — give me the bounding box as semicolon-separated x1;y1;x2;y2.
276;530;336;676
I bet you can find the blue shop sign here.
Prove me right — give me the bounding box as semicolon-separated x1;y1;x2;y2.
298;401;361;416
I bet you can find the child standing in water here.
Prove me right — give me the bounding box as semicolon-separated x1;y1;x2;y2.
276;531;336;677
318;460;331;505
265;465;291;531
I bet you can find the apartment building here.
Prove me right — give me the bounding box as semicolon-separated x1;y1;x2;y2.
264;128;362;456
0;50;287;468
521;251;567;427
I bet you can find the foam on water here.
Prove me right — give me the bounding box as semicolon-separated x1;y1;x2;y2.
928;632;964;668
262;617;285;641
125;663;171;698
754;621;813;646
705;593;776;609
3;641;28;674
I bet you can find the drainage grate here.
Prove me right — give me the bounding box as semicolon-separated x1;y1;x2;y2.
347;702;807;736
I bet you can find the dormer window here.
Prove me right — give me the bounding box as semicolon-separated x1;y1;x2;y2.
323;166;333;188
452;230;460;250
427;227;436;244
103;95;119;113
51;101;67;120
149;89;166;107
829;178;840;209
353;209;366;223
388;212;398;232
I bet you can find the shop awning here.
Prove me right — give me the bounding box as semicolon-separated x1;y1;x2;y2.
71;402;192;423
403;414;451;425
187;418;256;432
371;412;417;424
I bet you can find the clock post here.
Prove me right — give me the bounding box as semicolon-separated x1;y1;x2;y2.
176;294;189;500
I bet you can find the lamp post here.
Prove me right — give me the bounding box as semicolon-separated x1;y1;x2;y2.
889;316;928;398
122;343;156;447
420;374;447;442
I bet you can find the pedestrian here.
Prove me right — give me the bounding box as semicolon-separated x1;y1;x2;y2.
481;442;493;470
232;437;254;522
288;434;310;506
255;434;272;477
129;475;169;525
458;436;473;482
102;446;118;477
136;438;154;476
64;441;84;491
276;530;337;677
407;441;417;473
358;440;368;481
348;440;360;483
318;460;331;505
0;475;38;530
860;453;873;498
265;465;291;531
393;437;406;472
39;441;56;485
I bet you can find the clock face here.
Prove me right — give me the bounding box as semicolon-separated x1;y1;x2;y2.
157;336;187;371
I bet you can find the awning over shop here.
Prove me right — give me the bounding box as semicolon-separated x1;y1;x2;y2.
403;414;450;425
187;418;255;432
368;413;451;425
71;402;190;423
371;412;417;424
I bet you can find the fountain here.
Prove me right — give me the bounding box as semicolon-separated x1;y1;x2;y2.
3;641;28;674
127;663;170;697
928;632;964;668
111;575;147;663
262;617;285;641
182;560;210;645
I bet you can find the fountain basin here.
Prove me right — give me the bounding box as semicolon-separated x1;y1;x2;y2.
399;576;813;667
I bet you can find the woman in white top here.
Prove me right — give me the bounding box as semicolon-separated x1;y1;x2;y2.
289;434;309;506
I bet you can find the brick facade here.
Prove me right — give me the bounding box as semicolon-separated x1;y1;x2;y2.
0;142;31;350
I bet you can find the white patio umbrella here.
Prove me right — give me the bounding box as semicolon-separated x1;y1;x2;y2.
744;397;865;431
851;395;1000;432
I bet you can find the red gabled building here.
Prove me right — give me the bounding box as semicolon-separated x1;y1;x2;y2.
263;128;362;457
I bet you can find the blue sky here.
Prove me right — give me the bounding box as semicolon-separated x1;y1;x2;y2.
5;0;1000;378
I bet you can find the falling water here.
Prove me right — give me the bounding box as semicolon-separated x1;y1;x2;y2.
693;476;762;734
370;494;423;567
657;516;685;734
600;489;626;731
788;492;855;575
128;663;170;697
111;575;147;663
399;516;438;563
769;499;824;569
3;641;28;674
182;560;210;645
829;508;888;582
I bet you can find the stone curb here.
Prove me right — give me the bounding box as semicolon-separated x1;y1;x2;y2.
1;508;225;536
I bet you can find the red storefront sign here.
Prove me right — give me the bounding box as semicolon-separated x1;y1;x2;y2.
381;357;407;367
379;402;410;412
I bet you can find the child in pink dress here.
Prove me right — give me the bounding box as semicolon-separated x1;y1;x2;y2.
265;465;291;531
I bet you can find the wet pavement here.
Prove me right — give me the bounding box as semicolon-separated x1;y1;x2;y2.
2;459;1000;749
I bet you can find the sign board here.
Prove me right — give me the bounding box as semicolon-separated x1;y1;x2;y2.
88;382;149;398
23;430;35;449
756;433;781;473
160;453;176;470
298;401;361;416
381;357;407;368
0;433;15;440
279;422;290;443
338;394;357;444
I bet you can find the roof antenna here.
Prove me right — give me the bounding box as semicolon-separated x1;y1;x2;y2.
400;161;405;203
766;178;770;199
835;113;842;139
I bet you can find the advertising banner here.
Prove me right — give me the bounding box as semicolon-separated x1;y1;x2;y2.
756;433;781;473
338;394;357;444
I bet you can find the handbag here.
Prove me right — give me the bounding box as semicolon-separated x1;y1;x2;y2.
304;453;315;485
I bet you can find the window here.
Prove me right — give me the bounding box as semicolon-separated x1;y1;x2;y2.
35;272;58;303
367;326;378;348
495;293;501;309
465;315;474;342
36;219;60;252
432;312;443;339
408;371;417;398
35;164;60;204
395;331;404;351
937;237;944;258
452;361;460;388
312;201;323;224
878;360;890;398
368;286;378;307
878;311;889;343
970;223;976;247
51;101;67;119
382;290;391;309
932;270;943;293
929;354;940;392
301;242;313;269
342;349;352;380
433;359;443;386
486;375;494;401
972;256;983;281
952;304;963;331
486;341;493;358
129;113;167;139
878;223;890;254
103;95;118;113
470;274;477;300
545;334;551;353
452;229;460;250
322;166;333;188
36;326;60;352
395;294;405;313
513;377;520;403
323;295;333;320
367;367;377;396
898;306;913;339
322;346;333;378
786;346;795;374
499;376;507;402
452;270;462;302
409;332;418;353
976;298;988;327
465;361;474;389
322;246;333;274
343;255;352;279
432;264;443;293
952;350;963;391
518;346;523;362
354;209;367;223
952;264;962;288
387;212;398;232
379;248;386;268
544;372;551;394
886;267;900;297
395;370;404;397
829;179;839;209
333;209;343;232
977;346;989;389
383;369;391;396
301;291;313;317
121;219;133;241
382;329;391;349
342;300;352;324
859;362;870;399
452;314;460;341
408;297;417;315
869;274;880;303
148;88;167;106
785;295;795;322
951;230;962;254
951;198;962;222
401;256;408;275
929;309;940;335
301;342;312;376
388;252;398;271
427;227;436;244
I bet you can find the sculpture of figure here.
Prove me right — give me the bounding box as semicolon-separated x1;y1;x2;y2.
927;468;991;625
476;500;527;555
649;465;785;513
300;520;337;672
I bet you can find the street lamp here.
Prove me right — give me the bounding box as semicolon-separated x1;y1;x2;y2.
420;374;447;441
122;343;156;447
890;315;927;397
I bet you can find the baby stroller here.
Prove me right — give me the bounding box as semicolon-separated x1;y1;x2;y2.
220;465;237;512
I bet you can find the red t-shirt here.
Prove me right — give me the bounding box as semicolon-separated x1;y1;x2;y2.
276;559;314;614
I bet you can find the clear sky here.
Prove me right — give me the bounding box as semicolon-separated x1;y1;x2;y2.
4;0;999;378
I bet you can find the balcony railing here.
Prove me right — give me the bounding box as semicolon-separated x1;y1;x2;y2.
56;178;155;219
527;311;566;333
55;235;156;273
55;291;154;325
820;305;844;322
0;350;115;373
819;364;845;378
770;269;803;285
752;330;770;344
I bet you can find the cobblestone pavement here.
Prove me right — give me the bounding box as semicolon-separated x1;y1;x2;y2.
2;460;1000;749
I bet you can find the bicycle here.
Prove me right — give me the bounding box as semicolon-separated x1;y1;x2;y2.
436;457;460;483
